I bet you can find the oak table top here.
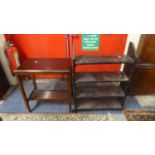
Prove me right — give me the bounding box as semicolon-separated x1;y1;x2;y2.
14;58;71;74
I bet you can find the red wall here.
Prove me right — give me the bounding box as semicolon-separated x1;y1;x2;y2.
5;34;127;72
5;34;67;61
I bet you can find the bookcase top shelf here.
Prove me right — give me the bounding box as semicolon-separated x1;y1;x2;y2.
75;55;134;65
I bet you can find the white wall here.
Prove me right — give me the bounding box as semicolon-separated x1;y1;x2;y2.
0;34;17;85
124;34;141;54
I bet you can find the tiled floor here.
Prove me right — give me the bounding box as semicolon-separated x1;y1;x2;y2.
0;79;155;120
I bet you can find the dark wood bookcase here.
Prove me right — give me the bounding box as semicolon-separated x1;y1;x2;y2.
129;35;155;94
73;42;136;111
0;61;10;99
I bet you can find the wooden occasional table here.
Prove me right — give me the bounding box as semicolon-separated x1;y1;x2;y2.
14;58;72;112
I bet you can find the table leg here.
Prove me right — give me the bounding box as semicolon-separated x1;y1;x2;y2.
16;75;31;112
31;74;37;89
67;72;72;112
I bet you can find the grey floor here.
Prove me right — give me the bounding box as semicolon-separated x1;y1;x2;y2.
1;79;155;121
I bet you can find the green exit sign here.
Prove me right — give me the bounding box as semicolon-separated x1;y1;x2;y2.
82;34;100;51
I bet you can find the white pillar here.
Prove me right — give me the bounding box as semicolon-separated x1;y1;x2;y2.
124;34;141;54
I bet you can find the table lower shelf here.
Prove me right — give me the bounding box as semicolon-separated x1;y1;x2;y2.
75;98;123;111
29;89;69;101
